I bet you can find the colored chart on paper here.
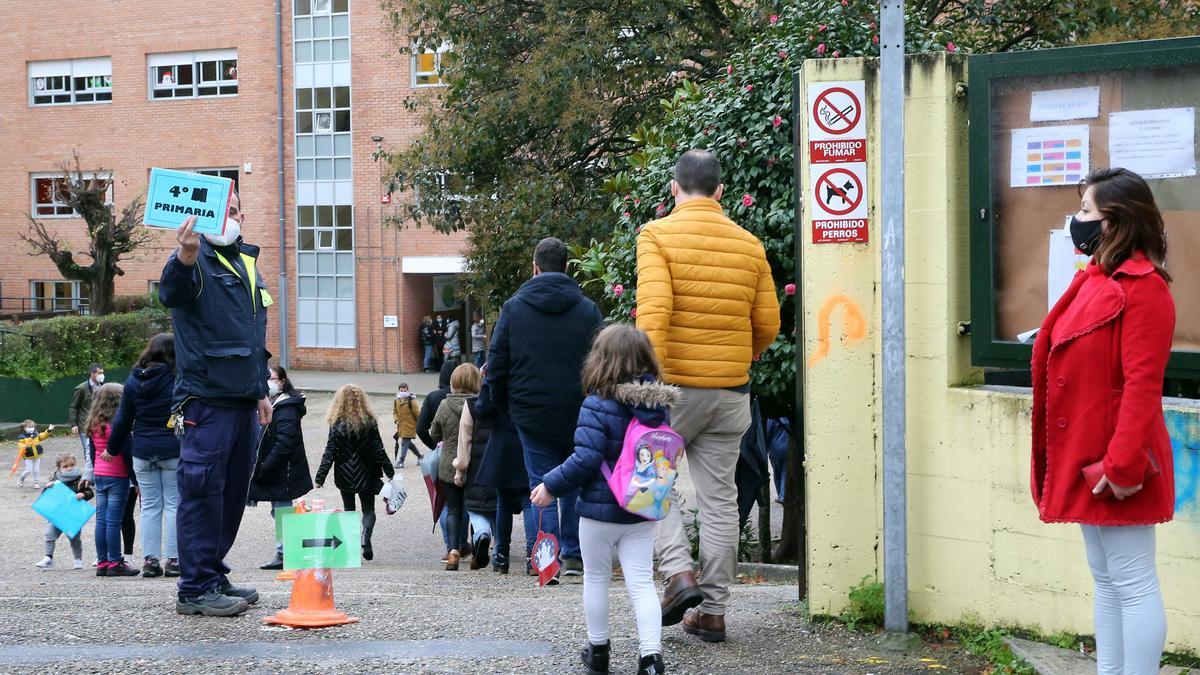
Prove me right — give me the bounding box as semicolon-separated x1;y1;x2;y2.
1009;125;1090;188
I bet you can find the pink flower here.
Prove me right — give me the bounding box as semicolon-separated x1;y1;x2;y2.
622;211;631;219
726;64;733;75
784;283;796;296
741;194;754;207
745;84;753;92
841;0;848;5
655;202;667;216
818;24;827;32
753;354;761;362
778;50;788;59
872;35;879;45
808;35;815;41
613;284;624;297
816;43;827;55
630;307;638;318
832;50;841;58
633;198;640;205
772;115;782;128
946;41;957;53
769;14;778;25
737;138;747;148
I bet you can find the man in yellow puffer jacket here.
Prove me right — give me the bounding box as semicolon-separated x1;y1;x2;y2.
636;149;780;643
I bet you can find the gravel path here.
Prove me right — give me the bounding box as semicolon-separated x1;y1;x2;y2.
0;392;988;673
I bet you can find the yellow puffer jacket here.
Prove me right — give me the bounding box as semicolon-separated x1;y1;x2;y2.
635;198;781;388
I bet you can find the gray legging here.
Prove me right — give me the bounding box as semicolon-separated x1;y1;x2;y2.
1080;524;1167;675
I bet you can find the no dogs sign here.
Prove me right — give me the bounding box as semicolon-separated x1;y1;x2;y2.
807;80;869;244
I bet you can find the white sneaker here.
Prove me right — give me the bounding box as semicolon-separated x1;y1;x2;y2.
73;559;84;570
33;482;41;489
91;559;99;568
34;556;53;569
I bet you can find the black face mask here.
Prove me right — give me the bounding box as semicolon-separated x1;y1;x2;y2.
1069;216;1104;256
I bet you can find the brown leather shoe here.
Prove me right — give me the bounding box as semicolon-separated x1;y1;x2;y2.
446;549;461;571
681;608;726;642
660;571;702;626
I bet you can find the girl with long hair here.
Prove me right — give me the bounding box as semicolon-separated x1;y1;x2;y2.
88;382;140;577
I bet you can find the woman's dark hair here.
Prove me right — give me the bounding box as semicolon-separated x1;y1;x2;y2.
581;324;660;398
271;365;299;397
1080;168;1171;282
136;332;175;369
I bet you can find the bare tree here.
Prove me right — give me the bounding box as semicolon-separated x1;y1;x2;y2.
22;153;151;316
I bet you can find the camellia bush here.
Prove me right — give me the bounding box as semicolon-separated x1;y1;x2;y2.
571;1;951;417
0;309;170;385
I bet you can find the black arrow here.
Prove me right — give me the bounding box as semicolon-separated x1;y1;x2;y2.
302;535;343;550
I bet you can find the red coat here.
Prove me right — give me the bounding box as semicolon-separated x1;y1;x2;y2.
1030;256;1175;525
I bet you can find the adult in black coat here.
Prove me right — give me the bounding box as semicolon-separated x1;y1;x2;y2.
249;366;313;569
484;237;603;567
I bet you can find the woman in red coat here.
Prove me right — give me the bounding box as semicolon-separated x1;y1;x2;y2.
1031;168;1175;674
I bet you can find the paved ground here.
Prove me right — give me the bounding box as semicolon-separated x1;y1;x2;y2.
0;390;990;673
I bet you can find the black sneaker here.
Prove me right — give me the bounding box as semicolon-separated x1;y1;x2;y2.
95;561;109;577
176;589;250;617
108;560;140;577
164;558;181;577
562;557;584;577
217;580;259;604
259;553;284;570
581;641;610;675
470;534;491;570
637;653;665;675
143;557;163;578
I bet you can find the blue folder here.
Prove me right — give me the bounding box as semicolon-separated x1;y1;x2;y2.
32;481;96;539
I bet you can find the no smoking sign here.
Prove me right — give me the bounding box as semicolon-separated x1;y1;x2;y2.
810;162;869;244
807;80;867;163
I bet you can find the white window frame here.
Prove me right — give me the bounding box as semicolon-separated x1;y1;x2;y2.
29;280;88;313
148;49;238;100
29;57;112;106
412;43;453;88
30;172;113;219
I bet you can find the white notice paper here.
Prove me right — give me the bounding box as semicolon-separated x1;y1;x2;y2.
1030;86;1100;122
1011;125;1090;188
1108;107;1196;179
1048;217;1090;309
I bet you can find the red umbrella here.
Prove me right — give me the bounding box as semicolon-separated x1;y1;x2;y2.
418;448;445;532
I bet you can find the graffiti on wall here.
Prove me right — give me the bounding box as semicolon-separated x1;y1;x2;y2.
1168;409;1200;522
808;294;866;368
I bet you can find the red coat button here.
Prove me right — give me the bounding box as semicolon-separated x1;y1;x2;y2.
1056;377;1066;387
1057;418;1068;428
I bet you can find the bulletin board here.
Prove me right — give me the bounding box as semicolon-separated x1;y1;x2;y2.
969;37;1200;375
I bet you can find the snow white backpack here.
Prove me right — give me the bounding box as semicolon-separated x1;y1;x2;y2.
601;417;684;521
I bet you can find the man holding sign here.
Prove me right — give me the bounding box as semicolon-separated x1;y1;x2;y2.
158;189;274;617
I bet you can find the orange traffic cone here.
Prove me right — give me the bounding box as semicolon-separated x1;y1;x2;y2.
276;568;297;581
263;568;359;628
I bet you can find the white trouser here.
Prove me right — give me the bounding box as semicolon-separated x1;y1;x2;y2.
1080;525;1166;675
19;458;41;484
578;517;661;657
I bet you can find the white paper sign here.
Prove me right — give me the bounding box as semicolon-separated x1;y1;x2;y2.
1048;217;1090;309
1011;125;1090;188
383;315;398;328
1108;107;1196;179
806;80;867;142
1030;87;1100;122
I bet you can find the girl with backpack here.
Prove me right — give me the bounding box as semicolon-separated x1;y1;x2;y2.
532;324;676;675
315;384;393;561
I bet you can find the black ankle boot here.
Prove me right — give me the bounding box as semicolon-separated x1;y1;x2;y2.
581;641;610;675
637;653;665;675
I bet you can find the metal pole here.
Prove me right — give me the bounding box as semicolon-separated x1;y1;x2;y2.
274;0;289;368
791;69;808;600
879;0;908;633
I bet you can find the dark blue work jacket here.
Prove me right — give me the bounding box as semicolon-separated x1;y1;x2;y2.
158;239;272;406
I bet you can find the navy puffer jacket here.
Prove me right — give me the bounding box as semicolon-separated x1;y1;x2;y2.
543;379;678;525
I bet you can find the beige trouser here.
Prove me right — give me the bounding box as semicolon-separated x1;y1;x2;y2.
655;386;752;615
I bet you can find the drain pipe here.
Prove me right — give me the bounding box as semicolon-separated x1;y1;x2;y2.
274;0;289;367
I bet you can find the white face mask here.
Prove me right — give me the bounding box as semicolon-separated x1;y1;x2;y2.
268;381;280;398
25;427;35;435
396;391;410;399
95;373;105;384
205;217;242;247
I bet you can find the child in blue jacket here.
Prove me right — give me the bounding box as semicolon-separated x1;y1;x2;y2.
532;324;675;675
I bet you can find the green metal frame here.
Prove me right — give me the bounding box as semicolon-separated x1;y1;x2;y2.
969;36;1200;377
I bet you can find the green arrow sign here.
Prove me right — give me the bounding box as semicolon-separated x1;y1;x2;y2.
274;505;300;541
282;512;360;570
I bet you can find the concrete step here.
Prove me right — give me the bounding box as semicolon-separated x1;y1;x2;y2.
1006;637;1193;675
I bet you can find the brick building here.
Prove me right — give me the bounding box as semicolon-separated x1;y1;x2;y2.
0;0;471;374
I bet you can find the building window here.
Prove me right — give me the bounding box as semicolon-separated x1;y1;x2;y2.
294;0;348;17
30;280;90;313
294;0;350;66
148;50;238;99
29;57;112;106
297;205;355;347
295;87;352;181
412;44;453;87
31;173;113;218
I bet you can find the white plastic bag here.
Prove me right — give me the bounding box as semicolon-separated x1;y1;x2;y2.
379;474;407;515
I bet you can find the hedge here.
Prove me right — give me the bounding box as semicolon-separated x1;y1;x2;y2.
0;309;171;385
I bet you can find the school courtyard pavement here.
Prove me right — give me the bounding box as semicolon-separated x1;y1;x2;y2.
0;381;992;673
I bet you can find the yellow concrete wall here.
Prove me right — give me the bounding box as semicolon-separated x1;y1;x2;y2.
800;52;1200;652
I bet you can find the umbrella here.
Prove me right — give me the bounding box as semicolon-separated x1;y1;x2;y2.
418;445;445;532
735;397;768;527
